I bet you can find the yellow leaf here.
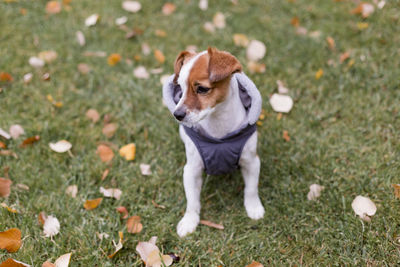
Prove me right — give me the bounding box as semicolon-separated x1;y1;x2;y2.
83;198;102;210
315;68;323;80
154;49;165;64
107;53;121;66
119;143;136;161
290;16;299;27
357;22;369;30
233;34;249;47
0;228;21;253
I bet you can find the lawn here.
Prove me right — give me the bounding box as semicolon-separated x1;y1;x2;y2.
1;0;400;266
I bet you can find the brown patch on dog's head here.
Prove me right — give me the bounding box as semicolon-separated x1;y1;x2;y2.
173;51;196;83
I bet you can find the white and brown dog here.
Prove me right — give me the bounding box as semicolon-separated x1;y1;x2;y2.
163;47;265;237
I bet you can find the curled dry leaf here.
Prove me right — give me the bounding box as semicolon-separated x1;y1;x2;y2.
154;50;165;64
76;31;85;46
49;140;72;153
23;73;33;84
77;63;91;74
96;144;114;163
43;215;60;238
0;178;12;198
0;228;21;253
96;232;109;240
83;198;102;210
269;94;293;113
352;196;376;222
20;135;40;148
108;231;123;258
29;57;45;68
200;220;224;230
136;236;172;267
85;14;99;27
246;261;264;267
122;1;141;13
46;1;61;14
102;123;118;138
199;0;208;10
127;216;143;233
307;184;324;200
119;143;136;161
233;33;249;47
107;54;121;66
0;258;30;267
115;16;127;25
65;185;78;198
246;40;266;62
9;125;24;139
213;12;226;29
315;68;323;80
100;187;122;200
86;109;100;123
101;168;109;181
38;51;57;63
133;66;150;79
54;252;71;267
140;164;152;176
116;206;129;219
0;128;11;139
392;184;400;199
162;3;176;15
203;22;215;33
16;184;29;191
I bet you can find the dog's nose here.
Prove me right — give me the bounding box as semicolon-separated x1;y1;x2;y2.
173;109;186;121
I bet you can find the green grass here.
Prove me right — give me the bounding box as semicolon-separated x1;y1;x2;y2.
1;0;400;265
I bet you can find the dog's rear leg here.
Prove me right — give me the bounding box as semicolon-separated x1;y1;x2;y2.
177;163;203;237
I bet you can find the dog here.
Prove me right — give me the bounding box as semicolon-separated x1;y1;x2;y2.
163;47;265;237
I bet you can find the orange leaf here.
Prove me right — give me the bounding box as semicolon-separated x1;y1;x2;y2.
392;184;400;199
0;228;22;253
42;261;56;267
84;198;102;210
46;1;61;14
101;168;110;181
340;52;350;63
0;258;28;267
38;211;47;226
126;215;143;233
116;206;129;219
154;49;165;64
96;145;114;163
107;54;121;66
290;17;299;27
326;36;335;50
0;178;12;198
20;135;40;148
162;2;176;15
246;261;264;267
0;141;6;149
283;130;290;142
200;220;224;230
0;72;13;82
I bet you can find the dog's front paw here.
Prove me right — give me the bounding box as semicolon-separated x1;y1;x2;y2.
177;212;199;237
245;197;265;220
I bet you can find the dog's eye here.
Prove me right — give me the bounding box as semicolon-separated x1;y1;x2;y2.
196;86;211;94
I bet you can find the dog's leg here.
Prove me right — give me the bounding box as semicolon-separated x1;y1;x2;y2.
239;132;265;220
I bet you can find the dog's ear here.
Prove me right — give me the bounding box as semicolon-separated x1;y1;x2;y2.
174;51;194;83
208;47;242;83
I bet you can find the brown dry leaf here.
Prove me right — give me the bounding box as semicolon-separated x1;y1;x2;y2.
38;212;46;226
0;258;30;267
0;228;21;253
46;1;61;14
116;206;129;219
0;178;12;198
326;36;335;50
119;143;136;161
20;136;40;148
283;130;290;142
290;16;299;27
0;142;6;149
0;72;13;82
200;220;224;230
340;52;350;63
392;184;400;199
162;3;176;15
127;216;143;233
155;29;167;37
315;68;323;80
83;198;102;210
86;109;100;123
107;231;123;258
101;168;110;181
96;144;114;163
102;123;118;138
107;54;121;66
246;261;264;267
154;50;165;64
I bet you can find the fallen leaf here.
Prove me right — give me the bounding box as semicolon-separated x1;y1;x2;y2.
136;237;172;267
0;178;12;198
269;94;293;113
0;142;6;149
315;68;323;80
282;130;290;142
83;198;102;210
290;16;299;27
85;14;99;27
102;123;118;138
326;36;335;50
246;40;266;61
340;52;350;63
307;184;324;200
162;3;176;15
42;261;55;267
0;129;11;139
213;12;226;29
42;73;50;81
247;61;266;74
352;3;374;18
43;215;60;237
46;1;61;14
200;220;224;230
296;26;308;35
308;30;321;39
151;200;166;209
101;168;109;181
122;1;141;13
351;195;376;222
0;228;21;253
65;185;77;198
246;261;264;267
140;164;152;175
392;184;400;199
0;258;30;267
0;150;17;158
203;22;215;33
16;184;29;191
96;144;114;163
100;187;122;200
357;22;369;30
108;232;123;258
199;0;208;10
141;43;151;55
49;140;72;153
83;51;107;57
119;143;136;161
96;232;109;240
9;125;24;139
107;54;121;66
154;50;165;64
38;51;57;63
23;73;33;84
1;203;18;213
54;253;71;267
147;251;173;267
127;216;143;233
29;57;45;68
115;16;127;25
86;109;100;123
116;206;129;219
20;135;40;148
0;72;13;82
133;66;149;79
233;33;249;47
276;80;289;94
377;1;385;9
77;63;91;74
155;29;167;37
76;31;85;46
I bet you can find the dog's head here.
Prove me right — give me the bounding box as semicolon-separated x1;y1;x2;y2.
172;47;242;126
